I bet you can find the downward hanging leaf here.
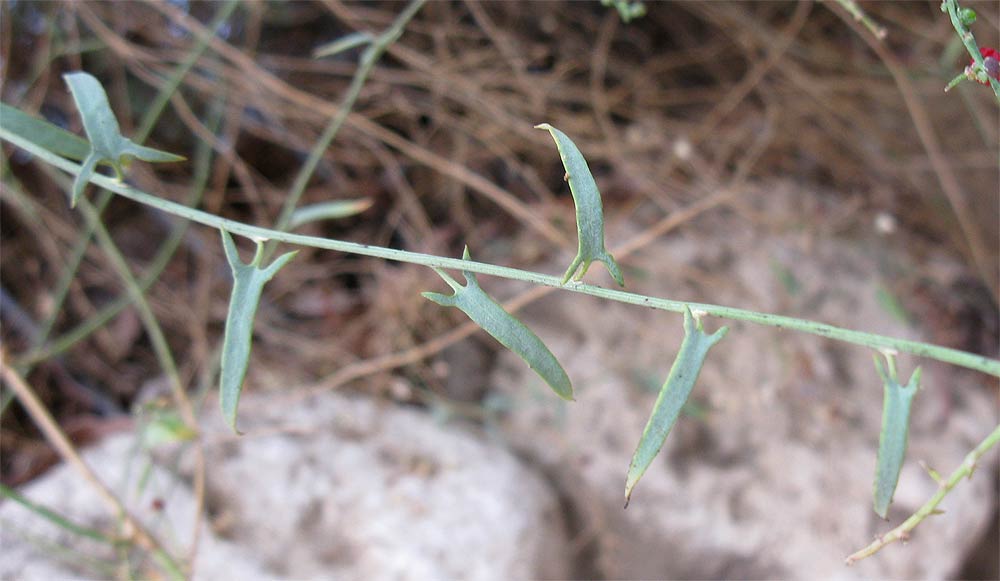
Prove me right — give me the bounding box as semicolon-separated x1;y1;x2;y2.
63;72;184;207
0;102;90;161
535;123;624;287
625;307;728;506
219;230;298;433
422;247;573;401
872;352;921;518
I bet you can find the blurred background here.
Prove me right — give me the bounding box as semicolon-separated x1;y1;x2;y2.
1;1;998;579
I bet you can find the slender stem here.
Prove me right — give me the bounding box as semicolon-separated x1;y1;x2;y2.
263;0;427;262
0;350;185;581
944;0;1000;101
6;129;998;378
133;0;241;142
845;422;1000;564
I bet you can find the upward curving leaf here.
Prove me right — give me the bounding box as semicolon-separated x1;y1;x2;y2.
625;307;728;506
219;230;298;433
63;72;184;207
422;247;573;401
536;123;624;287
872;352;921;518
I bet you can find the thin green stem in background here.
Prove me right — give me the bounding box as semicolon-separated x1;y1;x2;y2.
20;0;241;374
17;99;225;368
38;166;186;413
846;423;1000;564
263;0;426;262
4;128;998;378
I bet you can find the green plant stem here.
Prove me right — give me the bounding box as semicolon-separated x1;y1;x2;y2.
6;129;998;379
35;164;191;424
845;422;1000;563
263;0;426;262
943;0;1000;102
76;196;187;410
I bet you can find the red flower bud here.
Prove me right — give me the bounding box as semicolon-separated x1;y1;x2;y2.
972;47;1000;84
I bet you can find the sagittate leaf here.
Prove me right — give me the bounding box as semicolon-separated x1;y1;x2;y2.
422;247;573;400
219;230;298;433
0;102;90;161
625;307;728;506
63;72;184;207
535;123;624;287
872;353;921;518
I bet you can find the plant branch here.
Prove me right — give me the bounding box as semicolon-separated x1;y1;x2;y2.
845;422;1000;564
3;127;999;378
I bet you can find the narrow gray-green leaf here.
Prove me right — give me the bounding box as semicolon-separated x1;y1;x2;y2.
422;247;573;400
313;31;375;58
535;123;624;287
219;230;298;433
625;307;728;506
63;72;184;206
872;354;921;518
288;198;374;229
0;102;90;161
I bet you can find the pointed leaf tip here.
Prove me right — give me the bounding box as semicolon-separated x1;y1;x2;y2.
624;307;726;503
536;123;624;287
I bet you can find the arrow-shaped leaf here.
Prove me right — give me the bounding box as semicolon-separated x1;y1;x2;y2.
220;230;298;433
63;72;184;207
872;352;921;518
536;123;624;287
422;247;573;401
625;307;728;506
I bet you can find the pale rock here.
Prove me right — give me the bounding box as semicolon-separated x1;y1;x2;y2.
0;393;570;580
0;434;270;580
